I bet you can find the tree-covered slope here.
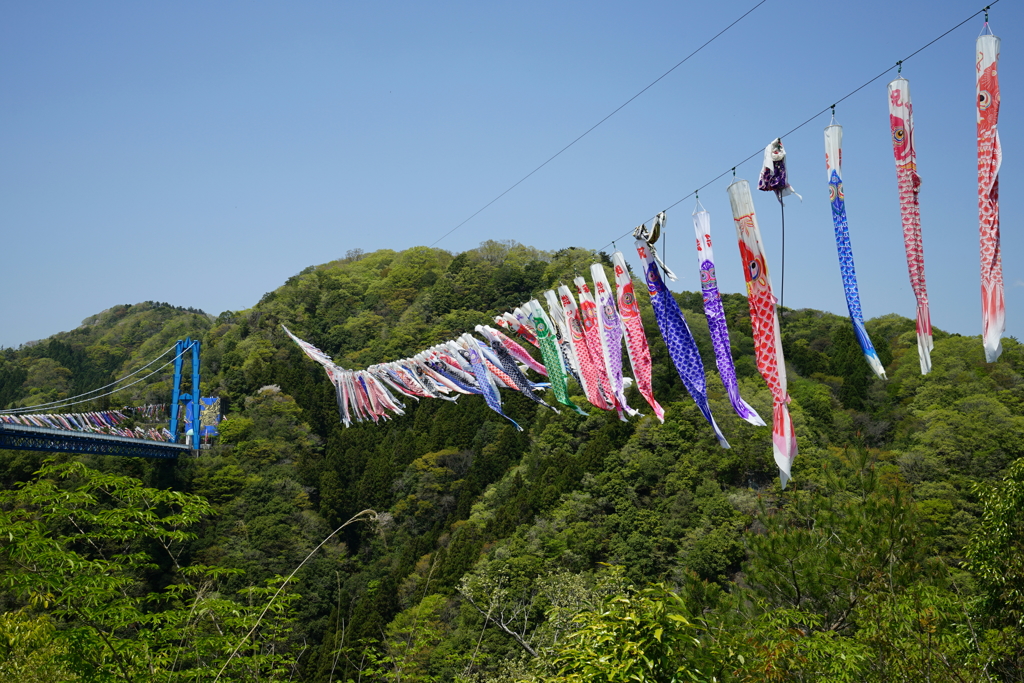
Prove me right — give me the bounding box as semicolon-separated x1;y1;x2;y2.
2;242;1023;681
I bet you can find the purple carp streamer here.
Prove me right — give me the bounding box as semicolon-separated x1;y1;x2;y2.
634;217;729;449
758;138;801;202
691;206;765;426
727;181;797;487
977;28;1004;362
888;76;933;374
591;264;637;418
611;251;664;422
824;123;887;379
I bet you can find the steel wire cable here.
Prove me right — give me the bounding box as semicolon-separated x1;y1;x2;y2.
1;343;193;415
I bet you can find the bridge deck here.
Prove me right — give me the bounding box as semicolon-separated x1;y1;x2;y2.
0;423;189;459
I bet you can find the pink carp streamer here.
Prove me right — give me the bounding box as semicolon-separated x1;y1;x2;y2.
489;325;547;377
611;251;665;422
575;276;622;416
591;264;638;418
558;284;615;410
977;28;1003;362
727;181;797;488
888;77;933;374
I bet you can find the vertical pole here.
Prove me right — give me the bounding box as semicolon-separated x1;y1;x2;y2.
168;339;186;442
191;339;201;453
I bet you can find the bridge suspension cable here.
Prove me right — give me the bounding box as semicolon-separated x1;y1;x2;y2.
0;342;191;415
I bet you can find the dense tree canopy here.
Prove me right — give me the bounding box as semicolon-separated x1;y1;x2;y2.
2;243;1023;681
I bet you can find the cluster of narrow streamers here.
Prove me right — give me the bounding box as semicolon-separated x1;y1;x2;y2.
977;32;1004;362
888;77;934;374
824;124;887;379
611;251;664;422
0;411;171;442
635;238;729;449
283;324;558;431
727;180;797;486
690;209;765;425
492;324;547;376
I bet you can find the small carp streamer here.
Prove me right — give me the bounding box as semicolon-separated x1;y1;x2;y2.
635;214;729;448
824;122;887;379
611;251;664;422
691;205;765;425
977;26;1003;362
726;181;797;487
758;138;801;202
888;76;933;374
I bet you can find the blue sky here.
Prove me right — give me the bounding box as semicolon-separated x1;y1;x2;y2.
2;0;1020;352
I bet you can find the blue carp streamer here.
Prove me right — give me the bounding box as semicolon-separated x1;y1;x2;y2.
825;124;886;379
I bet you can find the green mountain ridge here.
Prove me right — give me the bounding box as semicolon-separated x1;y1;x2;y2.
2;241;1023;681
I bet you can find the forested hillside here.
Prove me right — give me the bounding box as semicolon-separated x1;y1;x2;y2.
2;242;1023;682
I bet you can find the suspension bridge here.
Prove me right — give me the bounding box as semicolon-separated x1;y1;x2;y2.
0;338;209;459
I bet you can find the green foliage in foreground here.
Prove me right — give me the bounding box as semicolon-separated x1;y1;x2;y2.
0;461;303;682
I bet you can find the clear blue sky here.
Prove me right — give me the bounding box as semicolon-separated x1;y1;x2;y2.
2;0;1020;351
